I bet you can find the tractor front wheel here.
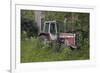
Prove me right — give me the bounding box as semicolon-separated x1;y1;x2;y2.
39;35;49;45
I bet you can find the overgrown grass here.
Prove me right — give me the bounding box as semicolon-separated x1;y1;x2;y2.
21;37;89;63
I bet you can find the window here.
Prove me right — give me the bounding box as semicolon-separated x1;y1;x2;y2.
50;23;56;35
44;23;49;32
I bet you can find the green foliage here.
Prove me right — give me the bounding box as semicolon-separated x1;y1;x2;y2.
21;10;38;38
21;10;35;21
21;37;89;63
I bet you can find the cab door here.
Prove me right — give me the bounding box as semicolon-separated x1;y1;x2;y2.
50;22;57;40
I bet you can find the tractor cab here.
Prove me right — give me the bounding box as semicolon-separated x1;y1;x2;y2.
42;21;58;40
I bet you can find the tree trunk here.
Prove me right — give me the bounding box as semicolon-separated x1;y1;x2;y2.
34;11;42;33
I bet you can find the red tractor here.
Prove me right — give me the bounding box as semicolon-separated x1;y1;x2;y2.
39;21;77;49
